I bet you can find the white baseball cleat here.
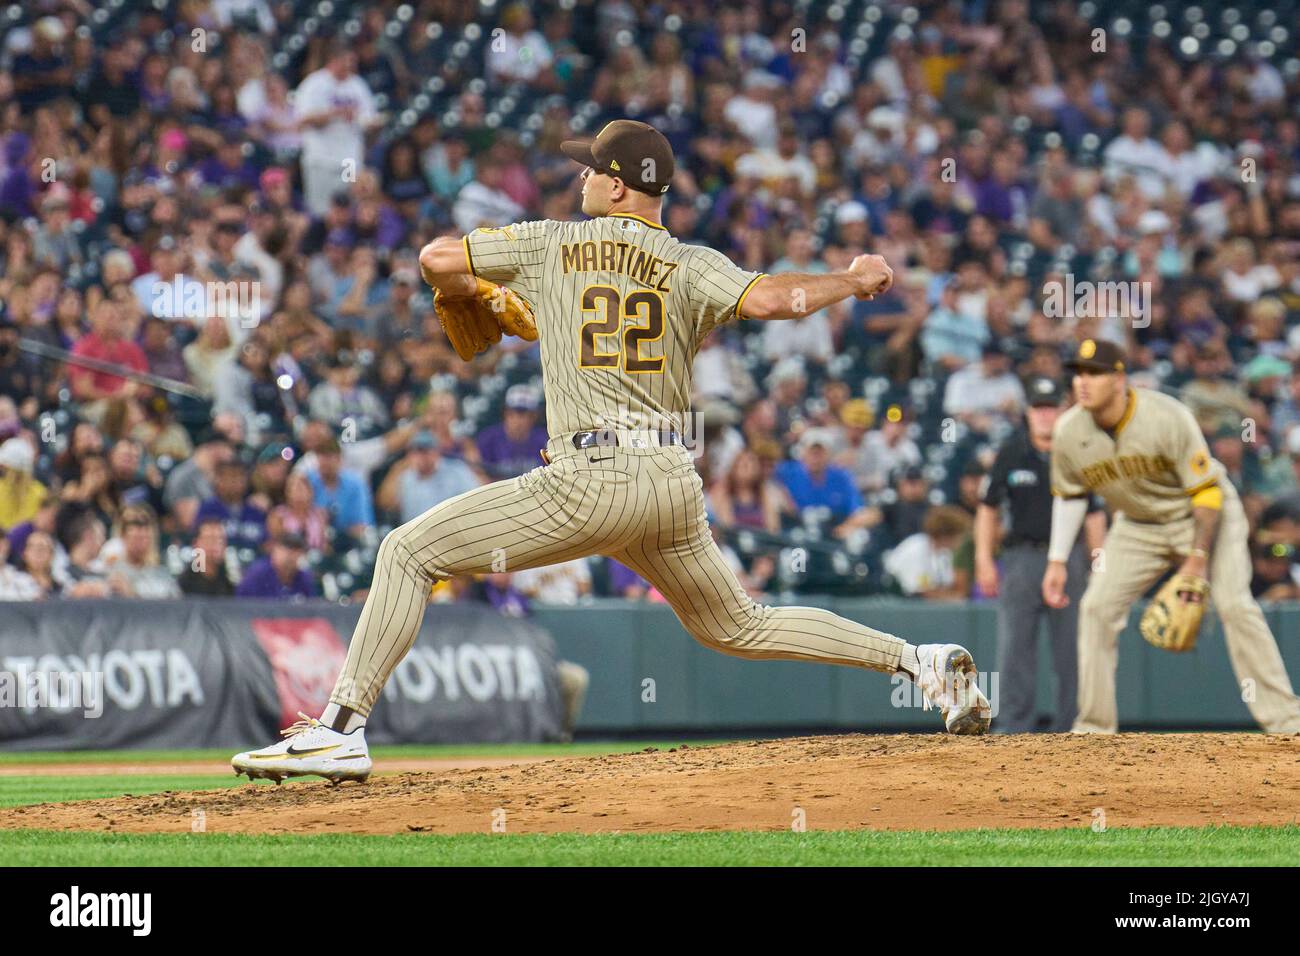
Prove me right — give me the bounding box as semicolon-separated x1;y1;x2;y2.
231;712;372;785
915;644;991;735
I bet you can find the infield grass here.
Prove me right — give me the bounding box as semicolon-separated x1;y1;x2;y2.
1;825;1295;866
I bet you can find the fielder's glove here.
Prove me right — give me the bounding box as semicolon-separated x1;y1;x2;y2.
433;277;538;361
1139;572;1210;652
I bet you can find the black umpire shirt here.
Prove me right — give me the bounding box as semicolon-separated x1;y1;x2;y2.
979;427;1099;547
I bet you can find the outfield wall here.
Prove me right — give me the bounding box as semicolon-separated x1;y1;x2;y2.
533;598;1300;732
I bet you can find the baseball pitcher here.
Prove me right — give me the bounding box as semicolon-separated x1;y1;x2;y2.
233;120;990;784
1044;338;1300;734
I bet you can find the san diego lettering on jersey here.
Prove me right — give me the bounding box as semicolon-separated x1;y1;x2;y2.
1079;453;1176;489
560;240;679;292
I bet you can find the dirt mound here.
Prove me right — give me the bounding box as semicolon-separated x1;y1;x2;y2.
3;733;1298;835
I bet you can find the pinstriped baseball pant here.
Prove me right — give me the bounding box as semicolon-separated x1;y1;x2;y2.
329;443;906;716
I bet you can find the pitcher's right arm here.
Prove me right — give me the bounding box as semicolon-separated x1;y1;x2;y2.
740;255;894;320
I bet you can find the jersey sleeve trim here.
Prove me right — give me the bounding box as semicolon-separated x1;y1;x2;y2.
462;235;476;276
1051;488;1088;499
1185;477;1220;499
734;273;768;320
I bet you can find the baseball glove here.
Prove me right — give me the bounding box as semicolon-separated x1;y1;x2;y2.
1139;572;1210;652
433;278;538;361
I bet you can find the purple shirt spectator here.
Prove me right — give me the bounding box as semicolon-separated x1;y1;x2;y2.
194;498;268;551
235;555;315;598
607;559;650;597
476;422;549;480
477;385;547;480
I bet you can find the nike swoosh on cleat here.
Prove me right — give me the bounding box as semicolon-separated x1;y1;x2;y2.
242;744;343;760
284;744;341;758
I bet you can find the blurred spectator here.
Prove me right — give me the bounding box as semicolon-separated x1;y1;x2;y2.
942;344;1026;434
475;385;548;481
0;437;45;532
177;518;237;597
100;504;181;599
513;558;593;605
57;506;116;599
68;301;149;427
267;470;331;553
7;530;59;600
235;532;314;598
851;402;921;493
761;229;835;366
378;431;479;524
485;4;554;87
775;428;873;537
880;466;932;545
0;534;43;600
194;459;268;552
885;505;972;600
294;43;377;215
305;437;374;540
710;447;786;534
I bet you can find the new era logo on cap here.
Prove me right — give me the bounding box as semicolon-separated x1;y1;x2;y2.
560;120;675;196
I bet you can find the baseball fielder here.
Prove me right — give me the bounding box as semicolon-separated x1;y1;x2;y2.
1044;338;1300;734
233;120;990;783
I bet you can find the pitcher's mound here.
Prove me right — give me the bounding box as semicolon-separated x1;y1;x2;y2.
3;733;1297;835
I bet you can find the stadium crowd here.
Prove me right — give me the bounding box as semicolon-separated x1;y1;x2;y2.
0;0;1299;606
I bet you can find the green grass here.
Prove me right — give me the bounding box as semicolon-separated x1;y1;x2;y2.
0;742;735;810
0;740;733;765
0;825;1293;866
0;775;247;809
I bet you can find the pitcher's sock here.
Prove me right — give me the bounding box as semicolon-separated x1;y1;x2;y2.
321;702;366;734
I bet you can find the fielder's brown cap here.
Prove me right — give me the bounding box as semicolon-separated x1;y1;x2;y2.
1064;338;1126;374
561;120;674;196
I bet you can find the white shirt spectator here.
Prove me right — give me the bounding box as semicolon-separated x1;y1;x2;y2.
1103;132;1168;200
943;366;1025;419
0;564;44;600
885;532;955;596
763;314;834;365
485;30;554;83
513;559;593;605
723;88;778;150
1247;61;1285;104
853;430;923;493
293;68;376;167
1223;264;1281;304
734;147;817;195
453;181;525;234
213;0;275;33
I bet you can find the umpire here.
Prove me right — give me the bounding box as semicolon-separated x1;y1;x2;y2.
974;376;1104;732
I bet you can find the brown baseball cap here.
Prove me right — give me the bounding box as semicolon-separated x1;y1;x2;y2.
1064;338;1126;374
561;120;674;196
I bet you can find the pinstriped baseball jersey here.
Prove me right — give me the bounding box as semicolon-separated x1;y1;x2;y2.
464;214;765;437
1050;387;1231;523
1053;385;1300;734
324;212;915;726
